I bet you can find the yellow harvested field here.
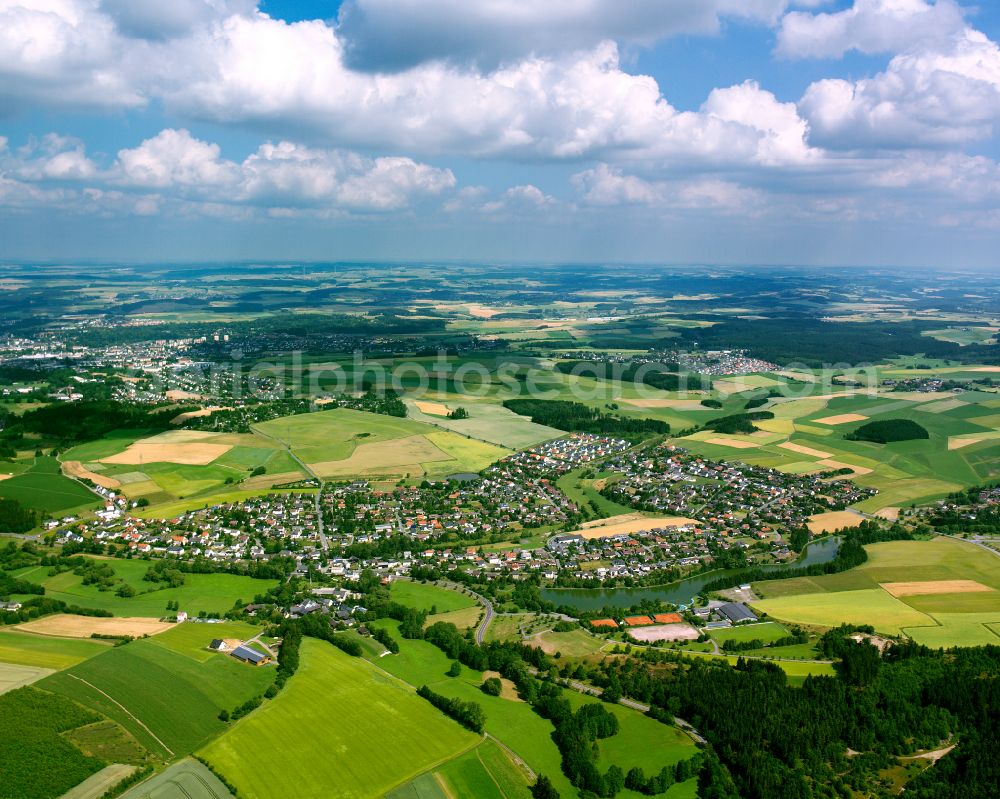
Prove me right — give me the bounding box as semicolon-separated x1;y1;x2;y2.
971;366;1000;372
881;580;994;597
816;458;874;476
240;470;304;490
705;437;760;449
813;413;869;425
874;507;900;520
918;398;966;413
481;671;524;702
311;434;451;477
775;370;817;382
414;400;451;416
573;516;699;539
946;433;1000;450
808;511;865;534
170;406;230;424
778;441;833;459
101;441;232;465
755;418;796;434
16;614;173;638
468;304;501;318
623;398;712;410
62;460;121;489
165;389;204;400
0;474;12;482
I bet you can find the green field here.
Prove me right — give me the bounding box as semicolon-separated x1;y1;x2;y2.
0;456;98;515
40;635;276;758
753;589;934;634
30;557;277;617
120;758;235;799
527;628;607;658
369;620;698;799
0;629;112;669
390;580;479;613
200;638;479;799
707;621;790;644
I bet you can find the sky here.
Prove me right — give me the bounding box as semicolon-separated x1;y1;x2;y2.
2;0;1000;268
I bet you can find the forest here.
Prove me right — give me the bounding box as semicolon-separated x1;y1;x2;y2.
593;637;1000;799
503;399;670;439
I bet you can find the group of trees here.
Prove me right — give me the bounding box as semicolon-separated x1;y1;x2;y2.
702;411;774;435
416;685;486;733
0;498;37;534
554;360;713;392
143;561;187;588
503;399;669;440
846;418;930;443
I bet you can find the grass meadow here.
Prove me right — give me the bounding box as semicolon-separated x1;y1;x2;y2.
390;580;479;613
0;629;112;669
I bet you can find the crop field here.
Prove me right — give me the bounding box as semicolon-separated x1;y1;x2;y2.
119;759;236;799
40;635;276;757
406;399;561;448
0;629;112;669
0;661;53;693
256;408;508;479
389;740;533;799
0;456;98;514
390;581;479;613
752;538;1000;644
29;557;277;617
200;639;478;799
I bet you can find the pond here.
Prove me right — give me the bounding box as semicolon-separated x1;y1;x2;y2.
540;536;840;612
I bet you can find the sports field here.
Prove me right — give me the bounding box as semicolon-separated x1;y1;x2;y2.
200;639;479;799
752;538;1000;644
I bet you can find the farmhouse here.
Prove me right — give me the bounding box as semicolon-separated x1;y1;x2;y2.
231;645;270;666
717;602;758;624
209;639;230;652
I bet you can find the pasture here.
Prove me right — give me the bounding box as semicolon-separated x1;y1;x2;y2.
40;635;276;758
200;639;478;799
389;740;533;799
390;580;479;613
29;557;277;617
752;589;934;634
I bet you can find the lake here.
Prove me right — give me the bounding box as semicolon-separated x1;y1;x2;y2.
540;536;840;611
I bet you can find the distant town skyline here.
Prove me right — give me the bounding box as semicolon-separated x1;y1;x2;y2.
2;0;1000;267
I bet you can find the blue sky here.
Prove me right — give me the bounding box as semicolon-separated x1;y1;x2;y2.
1;0;1000;267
